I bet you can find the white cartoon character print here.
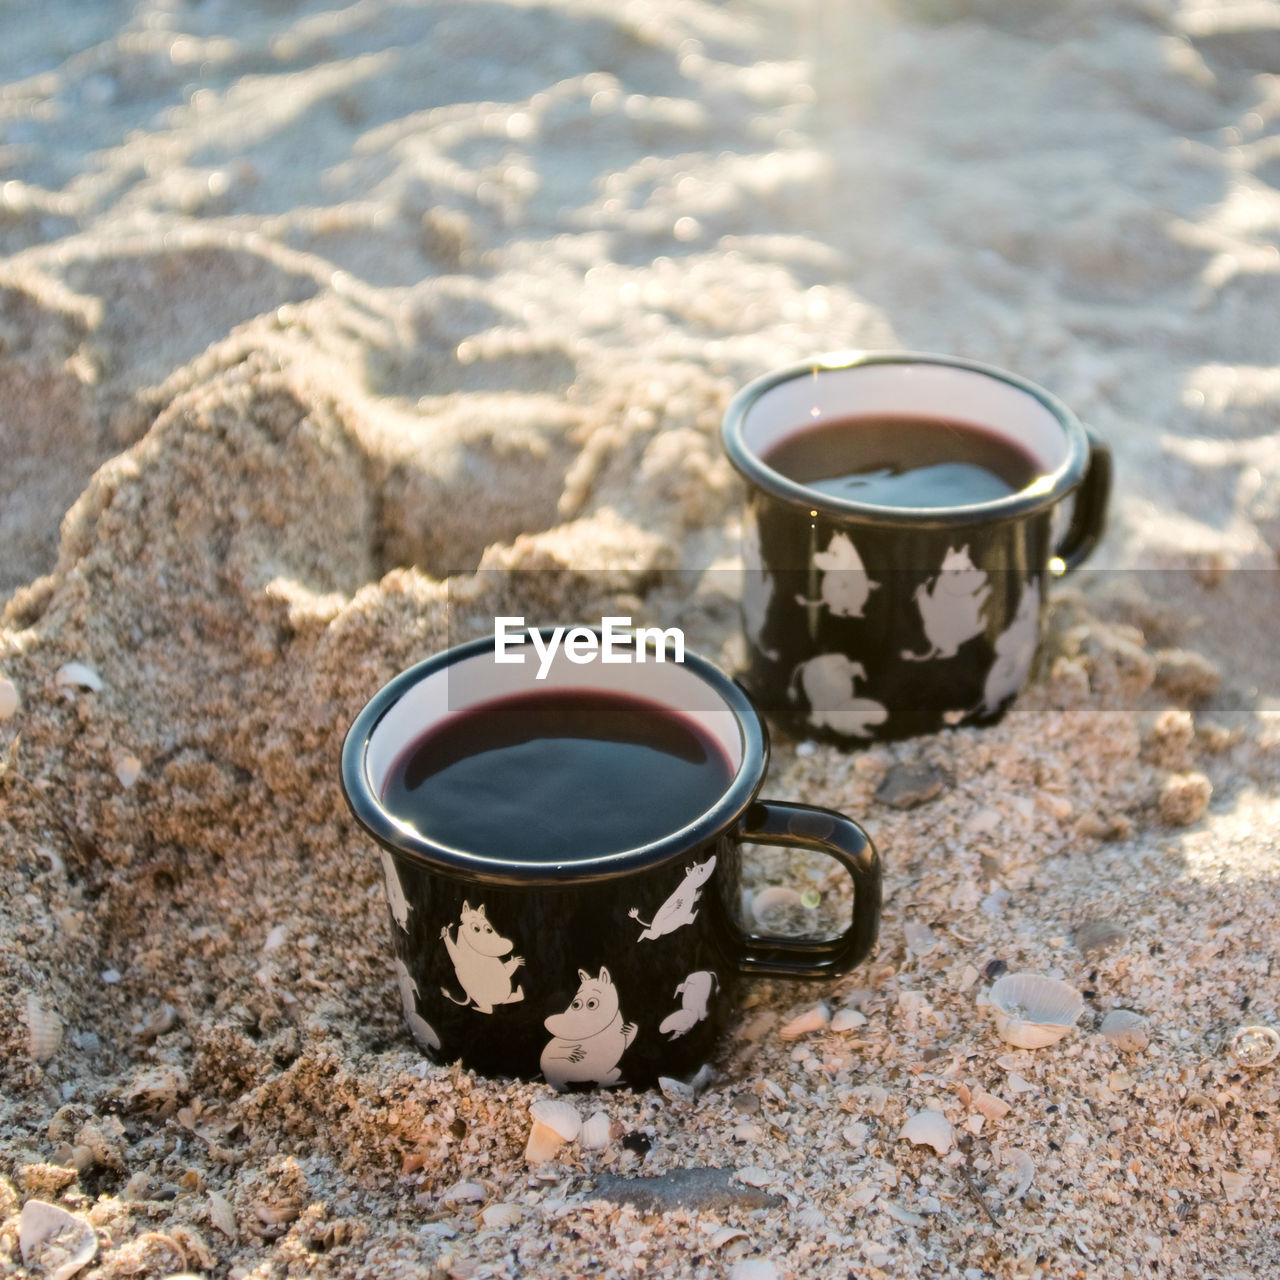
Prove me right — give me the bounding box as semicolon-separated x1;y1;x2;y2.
792;653;888;738
381;850;411;932
658;970;719;1040
540;967;637;1090
629;856;716;941
440;901;525;1013
393;958;441;1053
976;577;1040;717
901;544;991;661
741;511;778;659
795;532;879;619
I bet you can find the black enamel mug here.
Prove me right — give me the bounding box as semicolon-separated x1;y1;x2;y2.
722;351;1112;744
340;631;881;1089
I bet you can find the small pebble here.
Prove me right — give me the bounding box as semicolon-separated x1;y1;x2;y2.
115;755;142;789
875;761;947;809
1100;1009;1149;1053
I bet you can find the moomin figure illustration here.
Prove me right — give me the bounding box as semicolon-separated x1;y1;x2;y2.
658;970;718;1040
901;544;991;661
741;512;778;659
629;856;716;941
380;850;410;932
440;902;525;1013
795;531;879;619
976;577;1041;717
540;967;637;1089
792;653;888;739
393;958;441;1053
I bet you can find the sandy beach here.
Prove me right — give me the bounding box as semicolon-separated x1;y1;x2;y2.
2;0;1279;1276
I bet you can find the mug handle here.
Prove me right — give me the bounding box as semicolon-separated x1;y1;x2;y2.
1053;426;1112;574
729;800;881;979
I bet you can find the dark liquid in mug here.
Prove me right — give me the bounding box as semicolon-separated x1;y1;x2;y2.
762;413;1044;508
381;689;735;862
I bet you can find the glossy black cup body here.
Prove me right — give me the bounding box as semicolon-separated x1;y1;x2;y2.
722;352;1111;744
340;633;881;1089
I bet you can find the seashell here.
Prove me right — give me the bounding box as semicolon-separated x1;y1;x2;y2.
732;1121;764;1143
114;755;142;788
780;1003;830;1041
524;1122;565;1165
750;886;804;925
1000;1148;1036;1201
1228;1024;1280;1069
0;676;20;720
843;1083;888;1116
254;1200;301;1227
898;1109;954;1156
26;993;63;1063
480;1203;522;1227
988;973;1084;1049
735;1166;771;1188
970;1088;1011;1122
170;1224;216;1271
831;1007;867;1032
709;1226;748;1248
579;1111;611;1151
55;662;103;693
131;1003;178;1044
659;1076;695;1103
442;1180;486;1203
529;1098;581;1142
842;1122;869;1148
729;1261;778;1280
19;1200;98;1280
904;921;938;956
1099;1009;1149;1053
207;1190;237;1240
882;1200;926;1227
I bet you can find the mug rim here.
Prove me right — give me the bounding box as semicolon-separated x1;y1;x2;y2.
340;632;769;888
722;349;1090;529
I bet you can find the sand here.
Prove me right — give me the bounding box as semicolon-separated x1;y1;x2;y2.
1;0;1279;1276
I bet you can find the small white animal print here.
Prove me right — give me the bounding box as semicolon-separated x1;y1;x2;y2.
795;532;879;619
793;653;889;738
901;544;991;662
658;970;719;1040
393;957;441;1052
540;967;637;1090
441;901;525;1014
629;856;717;941
381;850;411;932
976;577;1041;717
741;513;778;659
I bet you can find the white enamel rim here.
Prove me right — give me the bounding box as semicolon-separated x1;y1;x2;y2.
341;632;768;886
723;350;1090;526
